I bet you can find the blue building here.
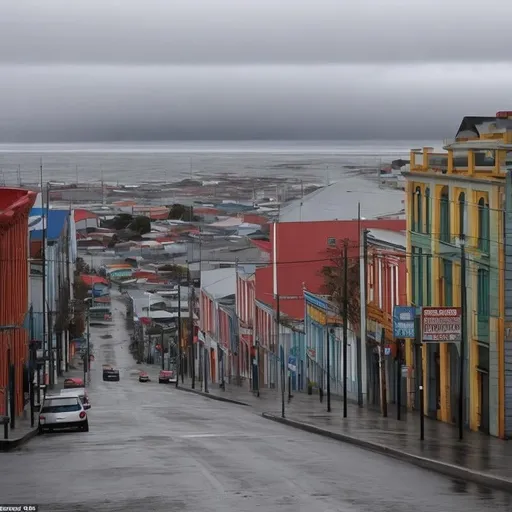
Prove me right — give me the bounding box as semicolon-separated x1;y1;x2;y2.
28;207;76;385
304;291;358;398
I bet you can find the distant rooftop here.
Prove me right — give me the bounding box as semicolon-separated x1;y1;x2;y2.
367;228;406;250
278;177;404;223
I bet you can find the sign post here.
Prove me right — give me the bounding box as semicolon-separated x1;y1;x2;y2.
421;307;462;343
421;306;463;439
392;306;416;421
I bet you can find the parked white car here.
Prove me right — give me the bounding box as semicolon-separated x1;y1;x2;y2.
60;388;91;410
39;395;89;434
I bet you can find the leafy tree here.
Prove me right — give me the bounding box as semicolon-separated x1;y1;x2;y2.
167;204;199;222
129;215;151;234
319;242;361;332
102;213;133;230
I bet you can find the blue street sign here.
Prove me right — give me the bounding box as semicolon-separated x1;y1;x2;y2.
287;355;297;372
393;306;416;338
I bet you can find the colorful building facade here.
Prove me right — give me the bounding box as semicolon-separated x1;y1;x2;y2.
405;112;512;437
0;187;37;417
303;291;352;396
364;228;407;409
236;268;255;382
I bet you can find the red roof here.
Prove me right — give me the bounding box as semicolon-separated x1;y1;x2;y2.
194;207;220;215
250;239;271;253
255;219;405;319
80;274;109;287
74;209;98;222
93;296;111;303
0;188;37;227
242;214;268;226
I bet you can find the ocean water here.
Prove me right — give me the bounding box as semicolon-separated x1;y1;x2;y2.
0;140;441;186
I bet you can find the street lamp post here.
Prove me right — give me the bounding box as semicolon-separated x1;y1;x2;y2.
160;327;165;371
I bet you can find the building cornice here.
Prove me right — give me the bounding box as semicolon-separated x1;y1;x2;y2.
402;171;505;187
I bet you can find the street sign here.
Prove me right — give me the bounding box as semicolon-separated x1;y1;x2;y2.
287;355;297;372
392;306;416;338
421;307;462;342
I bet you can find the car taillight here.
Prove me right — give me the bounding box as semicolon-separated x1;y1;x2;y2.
79;411;86;419
39;415;45;421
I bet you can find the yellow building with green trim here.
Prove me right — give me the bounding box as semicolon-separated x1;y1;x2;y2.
404;112;512;438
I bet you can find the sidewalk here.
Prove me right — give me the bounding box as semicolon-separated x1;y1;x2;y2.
176;377;512;492
0;364;85;451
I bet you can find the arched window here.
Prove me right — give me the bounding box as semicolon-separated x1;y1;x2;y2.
425;188;431;234
440;187;450;243
478;197;490;251
415;187;422;233
458;192;466;239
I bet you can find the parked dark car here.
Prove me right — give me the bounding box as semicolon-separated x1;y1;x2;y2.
103;368;120;382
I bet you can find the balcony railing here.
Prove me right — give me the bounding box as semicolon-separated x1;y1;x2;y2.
410;148;506;176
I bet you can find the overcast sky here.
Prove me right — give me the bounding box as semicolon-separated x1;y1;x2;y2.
1;0;510;142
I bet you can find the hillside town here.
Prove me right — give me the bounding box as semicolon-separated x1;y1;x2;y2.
2;112;512;502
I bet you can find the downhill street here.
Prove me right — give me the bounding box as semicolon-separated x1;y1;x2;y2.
1;301;511;512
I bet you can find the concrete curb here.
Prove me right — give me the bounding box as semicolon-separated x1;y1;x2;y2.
262;413;512;493
177;385;250;407
0;427;38;452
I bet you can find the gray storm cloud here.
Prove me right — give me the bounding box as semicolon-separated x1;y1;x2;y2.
1;0;510;65
0;1;510;142
0;64;509;143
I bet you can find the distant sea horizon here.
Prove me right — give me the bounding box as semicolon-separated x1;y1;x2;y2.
0;139;442;186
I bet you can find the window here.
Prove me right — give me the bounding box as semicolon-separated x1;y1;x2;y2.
458;192;466;238
439;187;450;243
442;259;453;306
425;188;431;234
411;248;416;304
413;249;423;306
477;268;490;317
426;255;432;306
327;237;336;247
478;198;490;252
415;187;422;232
41;397;81;413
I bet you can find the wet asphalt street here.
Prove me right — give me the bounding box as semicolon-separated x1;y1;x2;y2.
1;301;512;511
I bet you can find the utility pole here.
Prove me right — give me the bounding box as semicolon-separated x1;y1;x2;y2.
160;328;165;371
65;208;71;373
415;314;425;441
188;267;195;389
40;165;48;391
46;182;55;389
396;339;403;421
177;283;182;387
276;293;285;419
459;237;467;440
343;238;349;418
380;326;388;417
326;328;331;412
85;307;90;386
357;227;368;407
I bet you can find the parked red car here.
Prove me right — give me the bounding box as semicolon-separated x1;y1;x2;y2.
158;370;176;384
139;371;150;383
63;377;84;389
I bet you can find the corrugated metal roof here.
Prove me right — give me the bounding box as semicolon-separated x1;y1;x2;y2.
278;177;405;222
367;228;406;249
201;267;236;300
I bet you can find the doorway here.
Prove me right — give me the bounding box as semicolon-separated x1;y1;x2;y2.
427;344;440;418
478;370;490;433
449;344;460;424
